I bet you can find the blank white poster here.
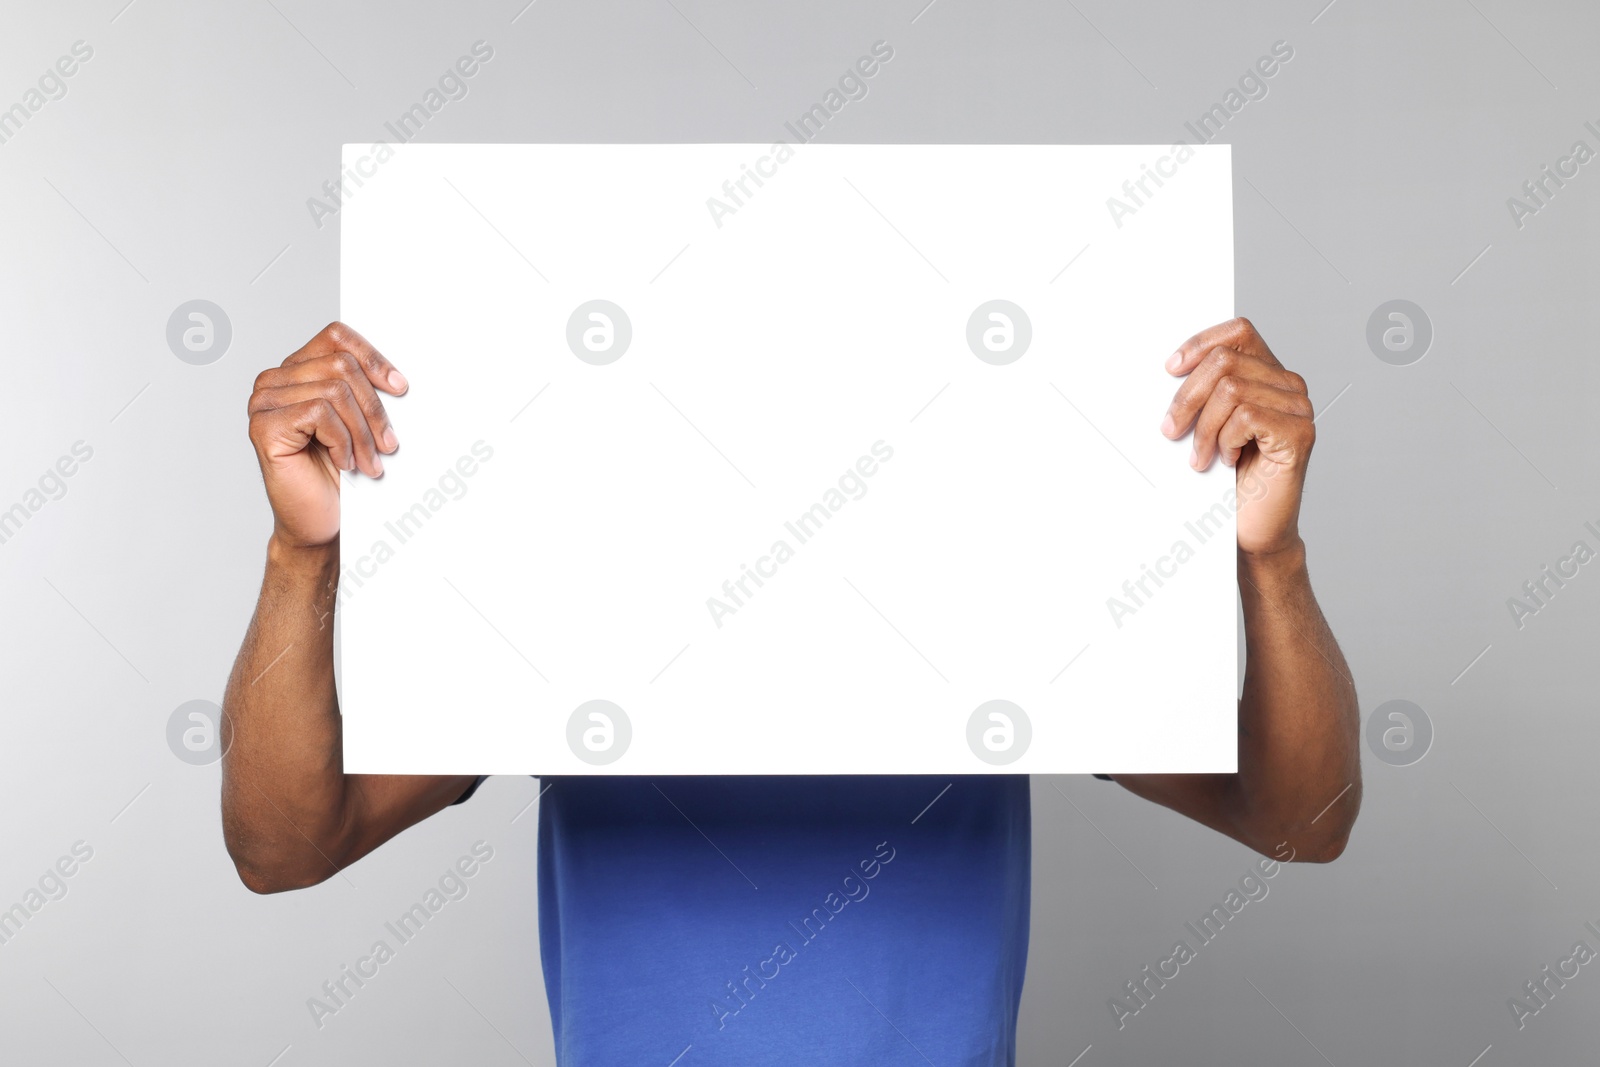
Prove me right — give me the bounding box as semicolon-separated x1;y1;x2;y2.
338;143;1237;775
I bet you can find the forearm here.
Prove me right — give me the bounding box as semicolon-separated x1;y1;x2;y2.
1229;539;1361;858
221;536;479;893
220;537;351;890
1111;541;1360;862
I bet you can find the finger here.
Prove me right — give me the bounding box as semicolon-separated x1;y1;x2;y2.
257;353;399;454
251;381;385;477
251;399;357;474
1166;316;1280;377
1190;379;1313;470
283;321;408;395
1162;346;1307;439
1214;401;1315;471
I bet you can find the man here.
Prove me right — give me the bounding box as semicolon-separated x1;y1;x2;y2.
222;316;1359;1065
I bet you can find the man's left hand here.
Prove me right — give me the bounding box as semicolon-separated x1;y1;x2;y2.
1161;317;1314;558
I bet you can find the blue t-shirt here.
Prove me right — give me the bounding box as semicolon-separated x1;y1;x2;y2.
460;774;1031;1065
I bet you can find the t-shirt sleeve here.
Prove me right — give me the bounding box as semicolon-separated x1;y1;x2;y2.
450;775;489;805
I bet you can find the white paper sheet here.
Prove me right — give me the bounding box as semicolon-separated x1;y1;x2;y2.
339;143;1237;775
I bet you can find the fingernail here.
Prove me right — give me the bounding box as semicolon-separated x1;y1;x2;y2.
382;427;398;452
373;456;384;477
1190;445;1201;470
1160;413;1176;437
1166;351;1183;373
388;370;408;393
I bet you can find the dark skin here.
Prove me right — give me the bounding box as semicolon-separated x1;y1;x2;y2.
1118;317;1361;863
220;318;1359;893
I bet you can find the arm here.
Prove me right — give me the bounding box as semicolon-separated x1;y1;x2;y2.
1109;318;1361;863
221;322;478;894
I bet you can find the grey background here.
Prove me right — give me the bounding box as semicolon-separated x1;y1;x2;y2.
0;0;1595;1063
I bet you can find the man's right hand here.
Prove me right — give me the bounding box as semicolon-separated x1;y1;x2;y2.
247;322;407;548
